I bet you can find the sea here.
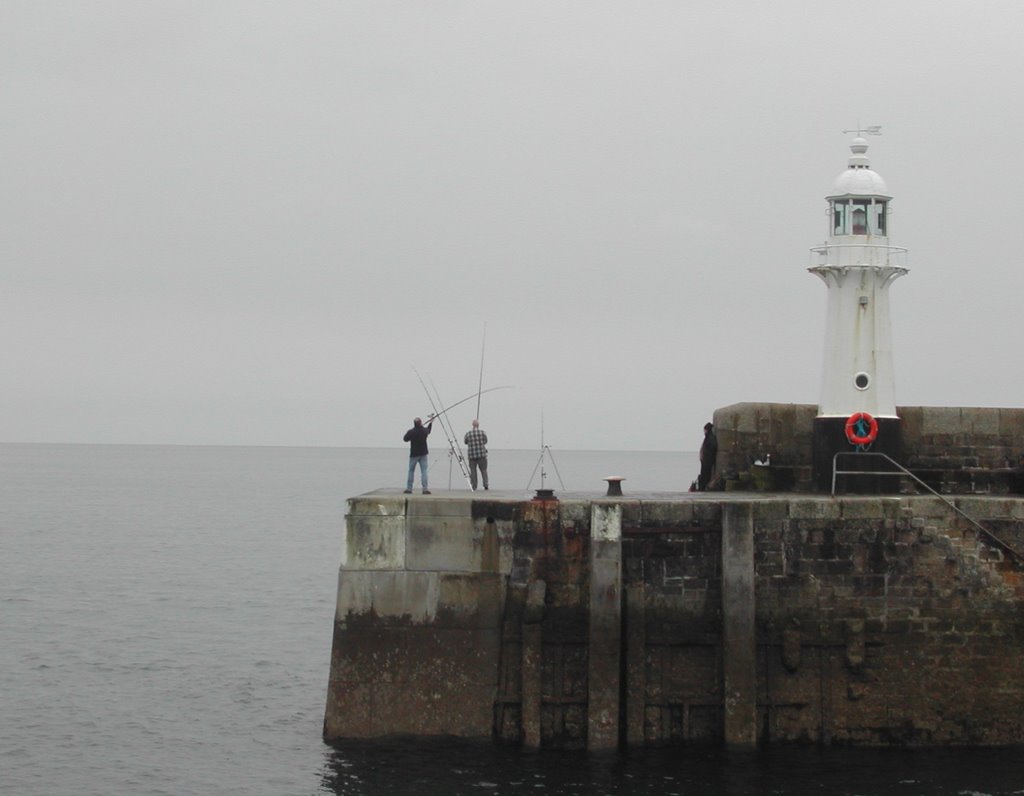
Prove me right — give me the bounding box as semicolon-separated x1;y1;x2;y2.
2;442;1024;796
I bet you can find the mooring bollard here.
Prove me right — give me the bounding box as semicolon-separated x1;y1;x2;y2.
603;476;624;497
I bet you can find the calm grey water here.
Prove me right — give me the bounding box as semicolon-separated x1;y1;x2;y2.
2;443;1023;796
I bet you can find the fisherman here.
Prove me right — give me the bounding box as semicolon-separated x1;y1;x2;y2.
697;422;718;491
403;417;433;494
463;419;489;491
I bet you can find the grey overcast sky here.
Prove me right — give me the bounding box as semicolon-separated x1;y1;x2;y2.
3;2;1023;451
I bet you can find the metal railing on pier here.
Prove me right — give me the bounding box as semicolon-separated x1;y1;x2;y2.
831;451;1024;564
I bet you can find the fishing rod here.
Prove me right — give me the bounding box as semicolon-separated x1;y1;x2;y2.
428;374;472;488
413;368;473;488
475;324;486;421
410;366;512;490
423;384;513;424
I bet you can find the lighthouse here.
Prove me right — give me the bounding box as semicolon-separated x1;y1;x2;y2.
809;130;908;490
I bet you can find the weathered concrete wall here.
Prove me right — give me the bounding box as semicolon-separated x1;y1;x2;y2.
714;403;1024;493
325;491;1024;748
324;496;516;738
721;502;756;746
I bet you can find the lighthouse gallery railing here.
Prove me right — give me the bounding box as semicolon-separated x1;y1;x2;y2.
810;243;909;269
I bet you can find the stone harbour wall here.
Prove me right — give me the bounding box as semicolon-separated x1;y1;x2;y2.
324;490;1024;748
324;496;515;738
714;403;1024;493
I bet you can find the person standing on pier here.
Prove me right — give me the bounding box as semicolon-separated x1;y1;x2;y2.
698;422;718;491
463;419;489;490
404;417;433;494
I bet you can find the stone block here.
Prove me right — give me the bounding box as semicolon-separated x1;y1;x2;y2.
898;405;923;437
692;501;722;526
369;571;440;624
406;515;480;571
476;518;500;573
794;403;819;426
640;499;694;527
905;496;953;519
347;495;407;517
404;627;502;683
470;500;522;522
771;405;815;460
494;523;518;575
754;500;789;525
842;499;885;519
998;408;1024;440
716;402;763;434
789;499;841;520
965;409;1000;437
437;572;506;628
345;515;406;570
615;500;643;528
372;673;497;737
327;625;412;685
323;680;374;739
955;496;1001;520
336;570;374;621
591;539;622;564
922;406;967;436
559;500;592;524
591;556;622;598
591;504;623;542
880;497;904;519
407;497;472;519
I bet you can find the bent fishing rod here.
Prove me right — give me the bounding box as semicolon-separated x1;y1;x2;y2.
420;384;513;423
427;375;474;488
413;369;472;487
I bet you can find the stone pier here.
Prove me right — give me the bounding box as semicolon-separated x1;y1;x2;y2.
325;489;1024;748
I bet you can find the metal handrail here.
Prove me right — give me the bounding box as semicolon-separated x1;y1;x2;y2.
832;451;1023;563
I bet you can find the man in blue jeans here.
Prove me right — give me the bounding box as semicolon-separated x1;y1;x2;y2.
403;417;433;494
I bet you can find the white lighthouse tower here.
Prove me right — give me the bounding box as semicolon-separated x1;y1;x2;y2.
808;129;908;490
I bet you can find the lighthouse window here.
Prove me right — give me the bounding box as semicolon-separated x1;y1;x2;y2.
832;202;848;234
832;199;886;235
871;201;887;235
854;372;871;390
851;200;870;234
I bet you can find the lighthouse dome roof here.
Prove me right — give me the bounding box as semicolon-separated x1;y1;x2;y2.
828;136;891;198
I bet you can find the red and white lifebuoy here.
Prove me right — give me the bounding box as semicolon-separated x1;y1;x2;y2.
845;412;879;446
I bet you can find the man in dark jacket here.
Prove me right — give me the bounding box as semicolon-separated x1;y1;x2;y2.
698;422;718;491
404;417;433;494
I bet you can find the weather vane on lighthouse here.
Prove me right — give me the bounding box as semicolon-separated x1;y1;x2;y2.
808;126;909;491
841;125;882;136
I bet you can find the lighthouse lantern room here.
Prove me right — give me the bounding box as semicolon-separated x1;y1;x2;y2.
809;131;908;491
